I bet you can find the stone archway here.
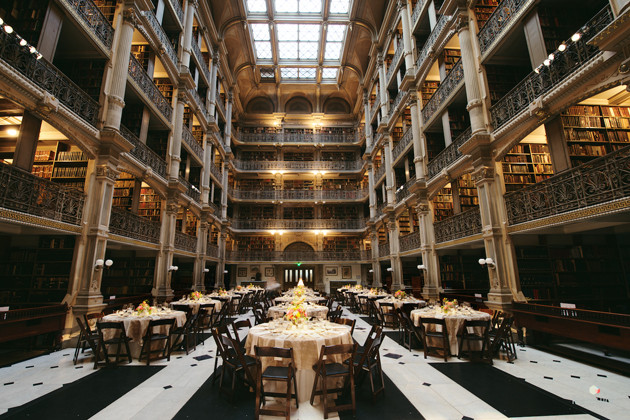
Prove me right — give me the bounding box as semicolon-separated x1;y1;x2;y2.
282;242;315;289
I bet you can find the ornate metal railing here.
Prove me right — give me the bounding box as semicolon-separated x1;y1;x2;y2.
421;59;464;123
228;188;369;201
233;159;363;171
120;126;167;180
390;89;405;117
411;0;427;26
0;162;85;226
206;243;218;257
189;88;208;118
376;201;387;215
210;163;223;181
505;145;630;225
395;177;415;203
374;163;386;182
226;250;366;262
62;0;114;49
179;176;200;203
434;207;482;243
427;127;472;179
182;125;203;161
191;38;210;82
109;207;160;243
169;0;184;25
399;231;421;252
370;93;380;121
175;230;197;252
392;127;413;161
216;96;226;118
490;5;613;130
416;14;448;70
236;132;356;143
386;41;404;82
478;0;530;55
378;242;390;257
230;218;367;230
128;54;173;121
0;30;100;126
142;10;178;67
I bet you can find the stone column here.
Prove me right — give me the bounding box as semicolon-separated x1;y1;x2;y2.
383;136;395;205
208;51;219;117
363;92;373;148
224;89;233;151
377;52;389;121
193;216;209;291
180;0;195;67
408;90;427;180
201;133;211;205
12;111;42;172
153;196;178;301
399;0;415;72
415;201;440;300
370;228;382;287
368;163;377;219
387;217;403;290
221;162;228;219
215;228;227;288
169;91;186;180
456;14;486;135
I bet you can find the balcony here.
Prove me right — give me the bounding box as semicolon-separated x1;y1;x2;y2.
128;54;173;122
210;163;223;182
207;243;218;257
179;176;200;203
399;231;421;252
505;145;630;226
370;93;380;121
376;201;387;216
478;0;533;56
416;15;448;73
395;177;415;203
216;97;226;119
232;159;363;172
175;231;197;253
427;127;472;180
120;126;167;180
236;132;357;144
490;6;613;131
411;0;427;27
434;207;482;243
421;59;464;124
189;89;208;119
109;208;160;244
141;10;178;69
228;188;369;201
378;242;390;257
226;250;367;262
167;0;184;26
386;41;404;83
182;125;204;163
374;164;386;183
230;218;367;230
61;0;114;51
392;127;413;162
191;38;210;83
0;162;85;226
0;30;100;127
389;90;405;122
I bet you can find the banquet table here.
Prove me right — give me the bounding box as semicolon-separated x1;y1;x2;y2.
101;309;187;358
170;298;222;314
245;320;353;402
376;297;426;311
267;304;329;320
410;307;491;356
274;295;325;304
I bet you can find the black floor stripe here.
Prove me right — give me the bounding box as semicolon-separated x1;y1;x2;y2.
430;363;608;419
0;366;163;419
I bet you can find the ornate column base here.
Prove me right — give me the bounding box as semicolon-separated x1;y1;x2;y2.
486;289;515;312
153;286;174;303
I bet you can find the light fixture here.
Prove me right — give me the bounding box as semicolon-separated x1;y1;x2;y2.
543;59;551;66
478;257;496;268
94;259;104;269
386;267;393;272
19;38;27;46
6;128;18;137
4;25;13;34
548;53;555;61
29;46;36;54
104;259;113;267
417;264;426;270
571;32;581;42
368;269;374;273
558;43;566;51
223;269;228;273
168;265;179;272
203;268;210;273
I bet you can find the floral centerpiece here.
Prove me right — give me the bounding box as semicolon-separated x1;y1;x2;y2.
190;291;203;300
294;287;305;298
135;300;154;316
285;304;307;325
441;298;458;313
218;288;228;296
355;285;363;291
247;284;255;289
394;290;407;300
235;285;243;291
369;288;378;295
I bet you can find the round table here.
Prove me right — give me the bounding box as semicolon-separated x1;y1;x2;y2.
170;298;222;314
101;310;187;358
245;320;353;402
376;297;426;310
274;295;325;304
267;304;329;320
410;307;491;356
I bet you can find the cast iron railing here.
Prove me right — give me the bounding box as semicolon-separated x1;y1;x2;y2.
427;127;472;179
374;164;386;182
169;0;184;25
62;0;114;49
228;188;368;201
179;176;200;203
226;250;366;262
411;0;427;26
434;207;482;243
142;10;178;67
206;243;218;257
416;14;448;71
386;41;404;82
233;159;363;171
128;54;173;121
392;127;413;161
230;218;367;230
395;177;415;203
182;125;204;161
399;231;421;252
175;230;197;252
478;0;531;55
121;126;167;180
378;242;390;257
370;93;380;121
109;207;160;243
421;59;464;123
191;38;210;82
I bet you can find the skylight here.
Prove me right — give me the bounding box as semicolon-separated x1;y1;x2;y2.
247;0;267;13
281;67;317;79
275;0;322;14
321;68;338;79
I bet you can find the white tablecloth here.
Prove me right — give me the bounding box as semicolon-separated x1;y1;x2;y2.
267;305;329;320
170;298;222;314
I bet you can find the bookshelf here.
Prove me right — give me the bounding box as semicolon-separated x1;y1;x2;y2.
239;205;274;219
425;131;446;161
101;256;155;296
0;235;75;304
432;185;453;221
473;0;499;32
560;105;630;167
485;64;530;105
322;205;359;219
238;179;275;190
420;81;439;107
93;0;117;25
439;252;489;291
146;132;169;160
131;44;151;70
318;127;355;135
154;78;174;102
398;212;411;235
192;126;203;145
322;179;359;190
237;236;275;251
113;172;136;210
442;49;461;74
283;180;314;190
239;150;277;161
321;151;356;161
501;142;554;192
283;207;314;219
138;186;161;221
240;126;279;134
323;237;359;251
284;151;314;161
457;174;479;212
538;5;576;54
448;108;470;140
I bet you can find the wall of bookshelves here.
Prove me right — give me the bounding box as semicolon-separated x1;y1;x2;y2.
32;142;88;191
485;64;530;105
420;81;439;107
442;49;461;75
501;142;554;192
101;253;156;297
138;185;161;222
237;236;275;251
439;251;489;291
239;205;274;219
131;44;151;70
457;174;479;212
322;205;359;219
473;0;499;32
113;172;136;210
432;184;453;221
283;206;314;219
323;237;359;251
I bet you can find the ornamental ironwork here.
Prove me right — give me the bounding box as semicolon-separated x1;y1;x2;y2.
490;5;613;130
189;88;208;118
386;41;404;83
237;132;356;144
210;163;223;182
478;0;530;55
416;14;448;71
0;30;100;126
216;95;226;117
370;93;380;121
191;38;211;82
434;207;482;243
225;250;365;262
228;188;368;201
374;164;386;182
390;89;405;117
233;159;363;171
392;127;413;161
395;177;415;203
378;242;390;257
411;0;427;26
206;243;218;257
142;10;178;67
399;231;421;252
169;0;184;26
0;162;85;226
427;127;472;179
421;58;464;123
121;126;167;180
62;0;114;49
179;176;201;203
175;230;197;252
128;54;173;121
230;218;367;230
109;207;161;243
182;125;204;161
505;145;630;225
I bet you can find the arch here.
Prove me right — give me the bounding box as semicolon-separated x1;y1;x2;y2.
246;96;275;113
284;241;315;252
285;96;313;114
323;97;351;114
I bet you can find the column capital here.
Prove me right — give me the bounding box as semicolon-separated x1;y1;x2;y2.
95;163;119;182
415;203;430;214
472;165;495;184
455;13;469;33
122;8;139;26
407;89;418;104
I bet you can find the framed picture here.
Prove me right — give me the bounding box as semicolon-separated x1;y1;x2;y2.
342;266;352;279
265;267;274;277
325;266;338;276
237;267;247;277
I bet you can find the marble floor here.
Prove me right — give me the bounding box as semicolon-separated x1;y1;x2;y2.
0;308;628;420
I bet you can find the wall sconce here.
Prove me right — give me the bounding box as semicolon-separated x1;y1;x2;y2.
386;267;393;272
223;270;228;274
95;259;113;270
203;268;210;273
478;258;496;269
368;269;374;273
417;264;426;270
168;265;179;272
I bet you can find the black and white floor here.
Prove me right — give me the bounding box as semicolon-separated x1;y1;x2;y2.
1;308;628;419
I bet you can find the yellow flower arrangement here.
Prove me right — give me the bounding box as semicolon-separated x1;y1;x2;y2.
135;300;154;315
218;288;228;296
394;290;407;300
441;298;458;313
235;285;243;291
190;291;203;300
285;305;307;325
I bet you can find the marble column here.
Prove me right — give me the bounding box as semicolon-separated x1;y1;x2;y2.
383;136;395;205
370;228;382;287
408;90;427;180
387;217;403;291
415;202;440;300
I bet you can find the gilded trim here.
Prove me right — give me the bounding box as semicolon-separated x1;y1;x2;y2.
0;208;82;233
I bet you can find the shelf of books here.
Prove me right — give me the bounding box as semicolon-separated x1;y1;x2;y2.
283;206;314;219
32;142;88;191
131;44;151;70
439;252;489;291
420;81;439;108
485;64;530;105
113;172;136;210
237;236;275;251
138;185;161;222
473;0;499;32
101;256;156;296
94;0;117;25
457;174;479;212
323;237;359;251
560;105;630;167
501;142;554;192
432;184;453;221
442;49;461;74
239;205;274;219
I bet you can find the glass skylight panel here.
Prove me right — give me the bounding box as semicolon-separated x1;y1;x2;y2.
247;0;267;13
251;23;270;41
278;41;299;59
299;24;320;41
326;24;346;42
299;42;319;59
281;68;299;78
299;0;322;13
275;0;298;13
280;67;317;79
324;42;342;60
301;68;316;78
321;68;338;79
255;41;273;59
329;0;350;14
277;24;298;41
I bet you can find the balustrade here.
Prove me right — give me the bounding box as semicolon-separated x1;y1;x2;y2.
216;96;226;118
395;177;414;203
226;250;365;262
0;30;100;126
370;93;380;121
169;0;184;25
378;242;390;257
386;41;404;82
61;0;114;49
411;0;426;26
128;54;173;121
399;231;421;252
421;59;464;123
374;164;386;182
206;243;218;257
210;163;223;181
505;145;630;225
478;0;530;55
390;90;405;119
228;188;368;201
179;176;200;203
416;15;448;71
490;6;613;130
0;162;85;226
182;125;204;161
392;127;413;161
109;207;161;243
142;10;178;67
230;218;367;230
191;38;210;82
175;230;197;253
427;127;472;179
232;159;362;171
189;89;208;118
434;207;482;243
120;126;167;180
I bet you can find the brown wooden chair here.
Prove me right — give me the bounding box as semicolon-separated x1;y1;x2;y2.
396;308;423;351
254;346;299;420
419;317;450;361
212;324;235;383
349;327;384;399
378;302;398;329
354;324;381;356
490;315;517;361
218;335;257;401
328;305;343;322
334;317;356;335
94;321;132;369
232;318;252;348
310;343;357;419
368;300;384;327
74;316;100;365
458;318;492;363
170;312;199;355
139;318;175;365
